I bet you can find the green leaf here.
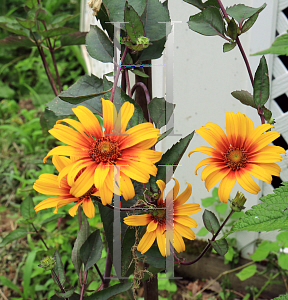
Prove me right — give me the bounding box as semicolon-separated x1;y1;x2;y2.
250;240;280;262
23;250;37;299
50;14;79;27
226;18;238;40
130;69;149;78
271;295;288;300
253;33;288;56
210;239;228;255
225;182;288;236
0;275;23;297
241;13;259;34
20;197;36;221
121;227;136;277
223;42;236;52
277;231;288;247
102;0;146;30
38;27;78;38
55;289;75;299
0;228;28;247
236;264;257;281
16;18;35;29
150;132;194;187
46;74;104;116
203;209;220;234
183;0;219;10
226;3;266;24
141;0;171;41
263;107;272;121
201;197;216;207
35;8;48;21
212;187;219;199
58;89;111;104
0;20;29;36
124;2;145;43
224;246;234;262
253;56;270;108
215;202;227;215
50;294;80;300
96;2;114;39
137;245;165;269
197;227;209;236
40;109;62;131
25;0;38;8
188;7;224;36
138;36;166;61
71;217;90;275
0;36;35;48
85;282;133;300
80;229;103;272
60;31;87;46
148;97;175;129
86;25;113;63
157;127;173;143
53;250;66;285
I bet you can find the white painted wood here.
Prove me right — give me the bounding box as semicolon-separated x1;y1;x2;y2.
276;11;288;34
271;73;288;98
273;57;287;78
279;0;288;11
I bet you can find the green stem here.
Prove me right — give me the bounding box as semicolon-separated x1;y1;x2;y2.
254;272;279;299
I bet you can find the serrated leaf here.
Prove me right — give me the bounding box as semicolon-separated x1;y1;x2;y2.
53;250;66;285
226;3;266;24
236;264;257;281
203;209;220;234
150;132;194;188
0;228;28;247
231;90;255;108
40;109;62;131
124;2;145;43
38;27;78;38
148;97;175;129
271;295;288;300
210;239;228;255
46;74;104;116
141;0;171;41
253;56;269;108
250;240;280;262
55;289;75;299
20;197;36;220
226;18;238;40
80;229;103;272
223;42;236;52
183;0;219;10
60;31;87;46
188;7;224;36
71;217;90;275
0;36;35;48
253;33;288;56
86;25;113;63
85;282;133;300
241;13;258;33
225;182;288;237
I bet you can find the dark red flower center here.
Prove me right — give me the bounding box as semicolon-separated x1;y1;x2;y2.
79;185;98;200
89;137;121;164
151;207;166;225
223;147;247;171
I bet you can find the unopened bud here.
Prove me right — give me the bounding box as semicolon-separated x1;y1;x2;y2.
230;192;246;212
38;256;56;271
137;36;150;49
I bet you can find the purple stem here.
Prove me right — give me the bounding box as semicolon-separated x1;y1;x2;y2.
131;82;152;123
110;46;129;103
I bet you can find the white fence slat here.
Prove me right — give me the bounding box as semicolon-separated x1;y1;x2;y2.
271;73;288;98
278;0;288;11
276;11;288;34
273;57;287;78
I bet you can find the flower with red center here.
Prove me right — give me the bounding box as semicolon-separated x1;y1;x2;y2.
34;156;99;218
189;112;286;203
43;99;162;205
123;179;201;256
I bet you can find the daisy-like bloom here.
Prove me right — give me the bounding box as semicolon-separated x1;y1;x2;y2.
123;179;201;256
189;112;286;203
43;99;162;205
34;156;99;218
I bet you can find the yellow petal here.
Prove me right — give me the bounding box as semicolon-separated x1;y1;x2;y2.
120;172;135;200
248;130;281;153
205;168;230;191
119;159;153;182
173;229;185;253
118;101;135;133
82;198;95;218
121;148;162;163
200;163;227;181
196;128;225;152
94;162;110;189
52;156;72;173
188;146;223;160
156;225;166;256
172;178;180;198
57;118;91;142
244;123;273;150
245;164;272;184
147;220;158;232
156;180;166;200
102;99;117;135
174;203;201;215
44;146;88;163
260;163;281;177
124;214;152;226
174;182;192;206
137;230;156;254
70;165;95;197
69;200;83;217
235;169;260;194
99;171;114;205
195;158;219;175
218;171;236;203
34;196;72;212
73;105;103;139
174;222;195;240
174;215;197;228
204;122;230;150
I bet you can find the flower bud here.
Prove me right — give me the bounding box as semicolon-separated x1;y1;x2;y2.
137;36;150;49
38;256;56;271
230;192;246;212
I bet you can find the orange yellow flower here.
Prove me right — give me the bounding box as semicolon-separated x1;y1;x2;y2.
124;179;201;256
189;112;286;203
43;99;162;205
34;156;99;218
